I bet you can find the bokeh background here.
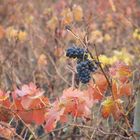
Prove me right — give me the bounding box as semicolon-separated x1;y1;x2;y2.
0;0;140;139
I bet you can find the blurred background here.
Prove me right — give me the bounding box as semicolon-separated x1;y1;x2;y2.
0;0;140;139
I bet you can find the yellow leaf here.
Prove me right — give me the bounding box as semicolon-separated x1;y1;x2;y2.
101;97;123;120
25;15;34;24
38;54;47;66
61;8;73;25
89;30;103;43
6;26;18;40
72;5;83;22
99;55;110;65
133;28;140;40
113;49;133;65
104;34;111;42
102;97;114;106
18;31;27;42
47;16;58;30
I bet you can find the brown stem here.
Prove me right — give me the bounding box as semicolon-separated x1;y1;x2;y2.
93;44;114;100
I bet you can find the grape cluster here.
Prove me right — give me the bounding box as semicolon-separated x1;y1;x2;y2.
76;61;91;83
76;60;98;83
66;46;98;84
66;46;88;59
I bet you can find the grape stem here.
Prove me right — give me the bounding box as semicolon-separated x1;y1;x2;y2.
93;44;114;99
66;26;114;99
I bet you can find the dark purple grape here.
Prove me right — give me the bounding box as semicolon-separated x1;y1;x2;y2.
66;46;87;59
66;45;99;84
76;61;91;84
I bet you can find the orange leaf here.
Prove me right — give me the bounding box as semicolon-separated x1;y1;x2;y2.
101;104;111;118
101;97;114;118
61;8;73;25
14;83;44;109
62;88;93;118
112;81;132;99
14;97;49;124
120;82;132;97
101;97;122;120
14;99;33;123
45;101;65;132
109;61;131;83
87;73;108;101
0;25;5;39
32;97;49;125
38;54;48;66
72;5;83;21
32;109;46;125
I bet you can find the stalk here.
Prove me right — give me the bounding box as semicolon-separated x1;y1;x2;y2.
133;92;140;139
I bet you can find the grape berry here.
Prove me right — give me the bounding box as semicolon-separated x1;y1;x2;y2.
66;46;98;84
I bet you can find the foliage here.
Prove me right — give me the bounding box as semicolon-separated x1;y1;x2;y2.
0;0;139;139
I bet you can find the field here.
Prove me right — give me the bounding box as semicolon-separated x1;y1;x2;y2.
0;0;140;140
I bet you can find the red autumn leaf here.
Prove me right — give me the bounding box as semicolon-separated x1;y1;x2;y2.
120;82;132;97
60;114;68;123
14;83;44;109
45;101;66;132
62;87;93;118
15;104;47;124
13;96;49;124
13;99;33;123
32;109;46;125
87;73;108;101
45;111;57;132
14;84;49;109
111;102;122;121
112;82;118;99
0;107;12;122
44;87;93;132
112;81;132;99
0;90;12;122
32;97;49;125
17;83;44;97
0;25;5;39
109;61;131;83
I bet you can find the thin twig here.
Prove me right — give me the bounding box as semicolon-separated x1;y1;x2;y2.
93;44;114;98
46;53;71;86
98;128;132;140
